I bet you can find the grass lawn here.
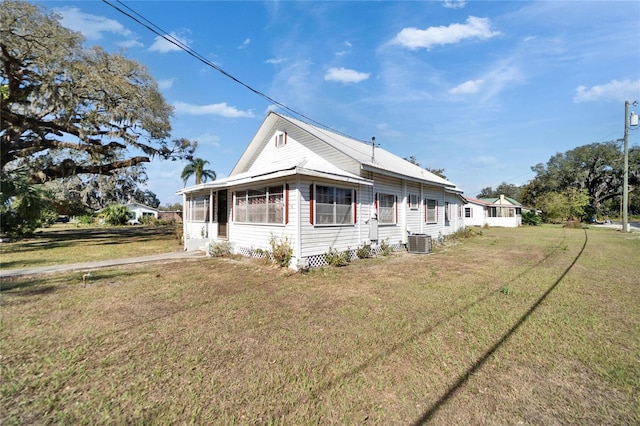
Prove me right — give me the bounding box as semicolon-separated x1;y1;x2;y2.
0;224;182;270
1;226;639;424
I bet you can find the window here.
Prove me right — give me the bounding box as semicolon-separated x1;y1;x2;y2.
426;199;437;223
234;185;285;224
488;206;515;218
409;194;419;210
315;184;353;225
378;193;396;224
275;132;287;147
191;195;210;222
465;207;473;218
445;202;450;222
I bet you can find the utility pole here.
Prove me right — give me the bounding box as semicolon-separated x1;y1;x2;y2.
623;100;629;233
623;100;639;233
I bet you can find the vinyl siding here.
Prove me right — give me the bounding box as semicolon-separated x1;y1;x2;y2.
298;178;366;257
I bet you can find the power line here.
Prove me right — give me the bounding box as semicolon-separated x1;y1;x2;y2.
101;0;359;141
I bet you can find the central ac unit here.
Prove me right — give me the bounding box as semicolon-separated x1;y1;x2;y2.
407;234;432;254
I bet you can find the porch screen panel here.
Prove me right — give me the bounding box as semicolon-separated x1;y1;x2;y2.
247;189;266;223
234;186;285;224
191;196;210;222
234;191;247;222
267;185;284;224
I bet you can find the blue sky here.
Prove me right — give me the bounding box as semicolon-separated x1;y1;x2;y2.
42;0;640;205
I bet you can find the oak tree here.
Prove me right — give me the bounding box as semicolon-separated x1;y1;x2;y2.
1;0;195;184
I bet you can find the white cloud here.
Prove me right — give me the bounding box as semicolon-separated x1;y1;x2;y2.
149;32;189;53
324;67;370;84
573;79;640;103
239;38;251;49
265;57;287;65
118;39;144;49
450;79;484;95
336;40;353;57
391;16;501;50
157;78;176;90
442;0;467;9
193;132;221;148
173;101;256;118
55;6;135;41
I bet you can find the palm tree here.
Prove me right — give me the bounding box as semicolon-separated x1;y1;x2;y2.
181;158;216;186
180;158;216;186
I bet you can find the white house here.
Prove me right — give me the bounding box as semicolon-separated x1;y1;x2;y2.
177;112;466;269
125;202;158;224
464;195;522;227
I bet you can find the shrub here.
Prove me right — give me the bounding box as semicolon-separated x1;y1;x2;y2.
325;246;351;267
447;227;482;240
101;204;131;226
78;215;95;225
379;239;393;256
174;226;184;244
269;234;293;268
208;241;232;257
356;243;372;259
521;211;542;226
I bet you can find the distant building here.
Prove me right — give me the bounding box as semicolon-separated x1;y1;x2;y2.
464;195;522;227
125;203;158;224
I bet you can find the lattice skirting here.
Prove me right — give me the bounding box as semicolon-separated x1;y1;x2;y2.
234;243;406;269
235;246;271;260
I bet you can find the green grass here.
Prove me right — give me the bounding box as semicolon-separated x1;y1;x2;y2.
1;225;639;424
0;224;182;270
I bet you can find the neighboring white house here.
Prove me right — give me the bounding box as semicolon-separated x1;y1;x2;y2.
125;202;158;224
177;112;466;269
464;195;522;227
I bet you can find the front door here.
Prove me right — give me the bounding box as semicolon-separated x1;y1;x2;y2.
217;190;228;238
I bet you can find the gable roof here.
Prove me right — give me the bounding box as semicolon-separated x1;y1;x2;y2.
125;202;158;212
233;112;460;190
467;196;522;207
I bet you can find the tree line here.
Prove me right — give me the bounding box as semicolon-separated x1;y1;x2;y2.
478;141;640;222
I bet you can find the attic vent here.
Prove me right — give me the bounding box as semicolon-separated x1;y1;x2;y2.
407;234;432;254
276;132;287;147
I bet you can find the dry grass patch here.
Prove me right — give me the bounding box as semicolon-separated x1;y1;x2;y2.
0;224;181;270
1;226;639;424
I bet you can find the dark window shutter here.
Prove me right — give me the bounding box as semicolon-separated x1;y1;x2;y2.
309;184;314;225
353;189;357;224
285;184;289;224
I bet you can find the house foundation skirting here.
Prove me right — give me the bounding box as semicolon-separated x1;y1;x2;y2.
233;243;406;270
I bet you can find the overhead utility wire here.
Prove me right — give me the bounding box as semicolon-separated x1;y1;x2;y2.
101;0;357;141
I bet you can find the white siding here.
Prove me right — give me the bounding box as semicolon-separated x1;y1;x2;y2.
298;178;366;258
422;186;446;238
248;122;362;177
372;173;404;245
465;203;486;227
